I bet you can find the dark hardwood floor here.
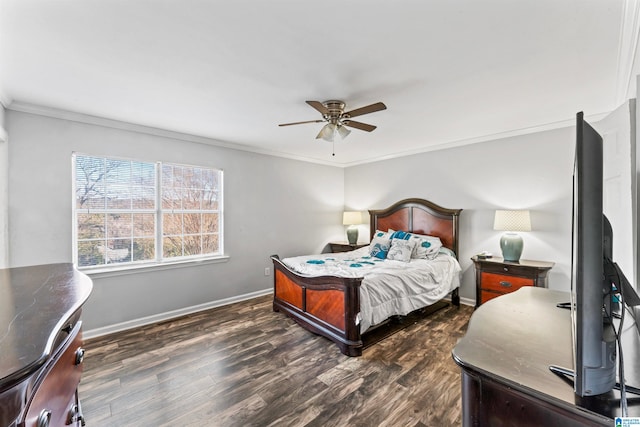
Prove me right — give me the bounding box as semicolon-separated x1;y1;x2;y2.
79;295;473;426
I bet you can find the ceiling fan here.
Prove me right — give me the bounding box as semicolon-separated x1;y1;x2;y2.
279;100;387;142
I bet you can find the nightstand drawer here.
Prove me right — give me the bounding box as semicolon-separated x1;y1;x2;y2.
481;272;534;293
480;290;506;305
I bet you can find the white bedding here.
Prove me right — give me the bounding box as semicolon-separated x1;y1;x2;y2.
281;247;461;333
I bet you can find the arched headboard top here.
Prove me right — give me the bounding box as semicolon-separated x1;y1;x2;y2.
368;198;462;256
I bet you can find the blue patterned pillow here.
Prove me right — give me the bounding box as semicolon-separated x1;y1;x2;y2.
369;230;392;259
390;230;411;240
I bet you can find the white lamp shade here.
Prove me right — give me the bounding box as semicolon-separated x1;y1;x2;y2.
336;125;351;139
317;123;336;141
342;211;362;225
493;210;531;232
317;123;351;142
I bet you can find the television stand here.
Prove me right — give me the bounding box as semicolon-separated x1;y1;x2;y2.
549;365;640;396
452;287;640;426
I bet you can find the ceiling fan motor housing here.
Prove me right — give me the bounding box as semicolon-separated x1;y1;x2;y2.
323;100;347;124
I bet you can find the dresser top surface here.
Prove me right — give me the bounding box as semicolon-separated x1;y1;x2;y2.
0;263;92;389
471;255;555;269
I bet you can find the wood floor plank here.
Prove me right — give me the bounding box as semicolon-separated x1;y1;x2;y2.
79;295;472;426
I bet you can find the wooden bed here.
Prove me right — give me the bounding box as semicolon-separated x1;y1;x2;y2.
271;198;462;356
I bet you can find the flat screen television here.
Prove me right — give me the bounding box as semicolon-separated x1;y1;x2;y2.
570;112;617;396
553;111;640;402
571;111;617;396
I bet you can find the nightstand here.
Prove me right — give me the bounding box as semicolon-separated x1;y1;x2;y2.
329;242;368;253
471;256;554;307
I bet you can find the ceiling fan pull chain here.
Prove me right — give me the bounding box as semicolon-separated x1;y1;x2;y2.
332;140;335;157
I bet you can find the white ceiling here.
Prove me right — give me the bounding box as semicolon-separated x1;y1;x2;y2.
1;0;639;166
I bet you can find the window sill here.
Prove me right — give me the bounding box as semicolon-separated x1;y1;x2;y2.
81;255;230;279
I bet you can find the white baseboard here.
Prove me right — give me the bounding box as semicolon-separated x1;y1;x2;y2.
83;288;273;340
84;288;474;340
459;296;475;307
440;294;475;307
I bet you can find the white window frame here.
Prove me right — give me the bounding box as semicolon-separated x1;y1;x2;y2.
72;153;225;272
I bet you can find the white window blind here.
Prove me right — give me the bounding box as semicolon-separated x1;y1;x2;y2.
73;153;223;269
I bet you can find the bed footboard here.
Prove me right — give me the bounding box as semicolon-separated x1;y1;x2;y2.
271;255;364;356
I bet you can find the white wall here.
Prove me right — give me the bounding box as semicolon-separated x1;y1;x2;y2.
7;103;635;328
0;104;7;268
344;127;575;302
6;110;345;332
594;100;636;286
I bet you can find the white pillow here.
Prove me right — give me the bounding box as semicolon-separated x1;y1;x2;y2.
438;247;457;258
409;234;443;259
387;238;417;262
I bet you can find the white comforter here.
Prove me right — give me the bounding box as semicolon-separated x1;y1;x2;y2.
281;247;461;333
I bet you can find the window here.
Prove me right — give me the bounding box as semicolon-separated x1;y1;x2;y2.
73;154;223;269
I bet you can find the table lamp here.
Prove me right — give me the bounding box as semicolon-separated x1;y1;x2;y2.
342;211;362;245
493;210;531;262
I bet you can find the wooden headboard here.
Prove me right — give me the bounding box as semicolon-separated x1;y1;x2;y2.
369;198;462;256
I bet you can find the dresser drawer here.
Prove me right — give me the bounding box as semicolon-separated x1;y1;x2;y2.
23;322;85;427
481;272;534;293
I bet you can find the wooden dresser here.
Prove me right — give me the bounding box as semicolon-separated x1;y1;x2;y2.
453;287;640;425
471;256;554;307
0;263;93;427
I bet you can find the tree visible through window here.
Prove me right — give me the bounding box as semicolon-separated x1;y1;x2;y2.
161;164;221;258
73;154;223;268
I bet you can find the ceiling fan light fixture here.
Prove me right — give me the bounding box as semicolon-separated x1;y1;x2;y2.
317;123;351;142
337;124;351;139
317;123;336;142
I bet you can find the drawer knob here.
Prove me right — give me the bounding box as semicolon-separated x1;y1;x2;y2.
499;281;512;288
37;409;51;427
75;347;85;365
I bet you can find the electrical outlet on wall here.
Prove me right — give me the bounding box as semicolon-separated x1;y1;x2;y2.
264;267;270;276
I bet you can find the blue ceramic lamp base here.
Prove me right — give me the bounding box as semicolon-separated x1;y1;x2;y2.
500;232;524;262
346;227;358;245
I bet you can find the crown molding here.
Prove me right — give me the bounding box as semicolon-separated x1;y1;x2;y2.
0;97;7;143
6;101;340;167
7;101;607;169
340;111;609;168
0;89;11;110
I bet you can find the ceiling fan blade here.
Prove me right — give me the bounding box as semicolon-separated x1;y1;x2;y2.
342;120;376;132
306;100;329;115
279;119;325;127
344;102;386;118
